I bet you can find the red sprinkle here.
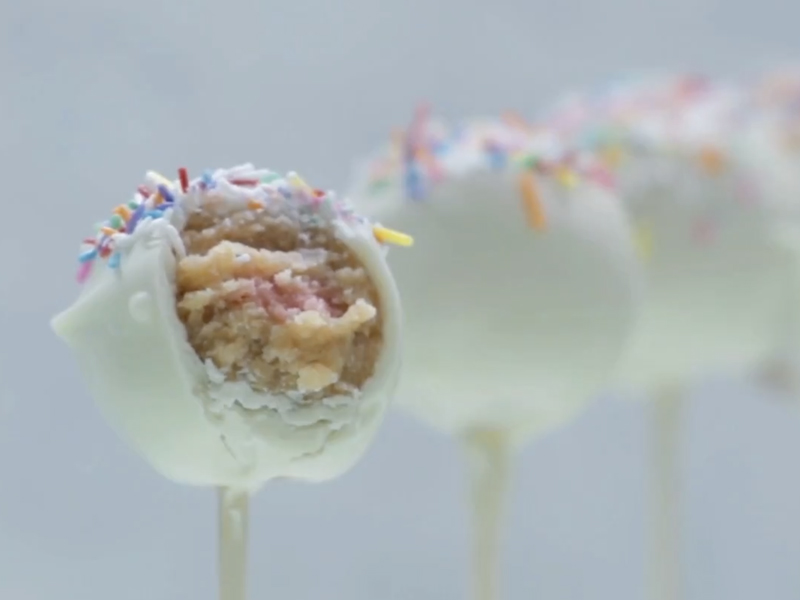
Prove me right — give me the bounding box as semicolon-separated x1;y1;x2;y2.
313;189;325;198
82;238;97;245
137;185;151;198
100;246;113;258
178;167;189;192
230;179;259;186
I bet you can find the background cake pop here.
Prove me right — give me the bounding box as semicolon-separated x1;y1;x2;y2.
347;107;641;600
735;68;800;388
540;74;800;600
51;164;409;600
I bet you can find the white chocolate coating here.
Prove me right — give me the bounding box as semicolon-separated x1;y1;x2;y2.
544;76;800;391
349;118;641;445
735;71;800;379
51;167;403;490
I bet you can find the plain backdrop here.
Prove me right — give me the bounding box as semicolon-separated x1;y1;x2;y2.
3;0;800;599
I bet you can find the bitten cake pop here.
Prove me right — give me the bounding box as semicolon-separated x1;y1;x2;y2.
541;74;800;600
348;108;641;600
51;164;409;600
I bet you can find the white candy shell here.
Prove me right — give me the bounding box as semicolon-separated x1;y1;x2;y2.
51;220;402;490
351;170;642;445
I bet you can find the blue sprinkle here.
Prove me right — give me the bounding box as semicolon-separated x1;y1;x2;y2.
127;203;146;232
157;185;175;204
581;129;600;148
405;163;426;201
145;210;166;219
487;147;506;170
201;171;214;188
108;253;122;269
432;141;449;156
78;248;98;263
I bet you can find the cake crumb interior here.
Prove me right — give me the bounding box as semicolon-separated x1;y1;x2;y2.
175;207;383;400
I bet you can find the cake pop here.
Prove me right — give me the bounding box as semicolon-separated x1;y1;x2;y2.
736;68;800;389
51;164;410;600
541;74;800;600
348;108;641;600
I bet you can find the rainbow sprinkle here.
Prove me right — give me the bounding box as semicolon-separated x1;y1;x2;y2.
372;226;415;247
518;171;547;231
539;74;770;254
75;165;412;283
632;220;654;263
360;106;617;231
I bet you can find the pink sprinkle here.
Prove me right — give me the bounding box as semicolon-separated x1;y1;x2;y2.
590;166;616;189
76;261;93;284
406;102;431;151
692;217;717;245
735;178;759;206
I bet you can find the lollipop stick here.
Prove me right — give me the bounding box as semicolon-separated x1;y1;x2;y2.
649;385;683;600
464;429;512;600
218;487;250;600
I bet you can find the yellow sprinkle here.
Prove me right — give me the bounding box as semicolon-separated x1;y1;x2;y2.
518;171;547;231
373;226;414;247
698;147;724;175
600;146;625;168
415;145;440;175
556;167;578;189
100;226;118;237
113;205;132;220
502;111;532;131
288;172;311;191
247;199;265;210
147;171;172;187
782;128;800;152
391;128;406;149
633;221;654;262
145;171;171;205
415;145;433;162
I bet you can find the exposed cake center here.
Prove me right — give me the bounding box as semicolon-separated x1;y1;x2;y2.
175;207;383;400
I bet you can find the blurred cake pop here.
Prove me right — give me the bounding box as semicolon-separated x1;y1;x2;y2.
348;107;641;600
541;73;800;600
736;67;800;389
51;164;409;600
545;75;796;392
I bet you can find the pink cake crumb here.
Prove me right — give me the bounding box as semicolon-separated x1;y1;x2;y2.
175;208;383;400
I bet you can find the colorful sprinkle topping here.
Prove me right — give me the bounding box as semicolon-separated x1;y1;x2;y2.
76;165;412;283
539;74;772;257
357;106;617;232
372;226;415;247
518;171;547;231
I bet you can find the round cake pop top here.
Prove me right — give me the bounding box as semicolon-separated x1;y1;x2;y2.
541;75;799;390
51;164;410;490
738;68;800;232
348;108;641;444
543;74;756;219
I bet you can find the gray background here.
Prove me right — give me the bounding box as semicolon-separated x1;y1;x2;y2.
2;0;800;598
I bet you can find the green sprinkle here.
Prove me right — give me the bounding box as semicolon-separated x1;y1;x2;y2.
517;154;539;170
261;172;281;183
109;214;124;229
367;178;392;194
128;200;139;209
